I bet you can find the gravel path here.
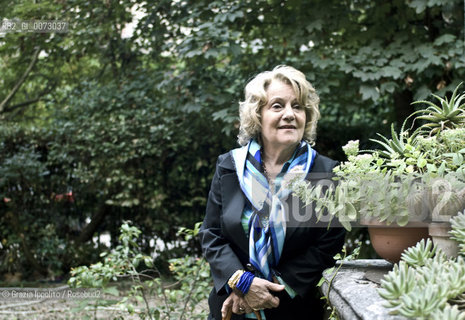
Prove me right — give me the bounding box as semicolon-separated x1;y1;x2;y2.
0;286;138;319
0;285;208;319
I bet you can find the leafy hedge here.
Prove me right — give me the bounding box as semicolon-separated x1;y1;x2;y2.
0;72;233;278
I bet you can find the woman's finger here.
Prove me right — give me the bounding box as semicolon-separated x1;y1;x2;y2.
232;302;246;314
265;281;285;293
221;295;233;318
245;278;283;309
243;304;254;314
235;295;253;314
263;295;280;309
268;295;280;308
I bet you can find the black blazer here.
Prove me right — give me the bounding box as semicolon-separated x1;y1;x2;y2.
199;150;346;319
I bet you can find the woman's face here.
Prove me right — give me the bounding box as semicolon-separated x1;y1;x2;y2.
260;80;306;151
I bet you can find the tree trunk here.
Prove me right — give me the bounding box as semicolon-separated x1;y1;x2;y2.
393;89;414;127
76;205;109;244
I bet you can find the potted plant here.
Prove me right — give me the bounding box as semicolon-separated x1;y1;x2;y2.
292;84;465;262
411;85;465;257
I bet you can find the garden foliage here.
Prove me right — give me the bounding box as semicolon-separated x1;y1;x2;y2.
69;222;210;319
1;0;464;277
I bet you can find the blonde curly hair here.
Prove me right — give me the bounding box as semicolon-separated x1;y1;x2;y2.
237;65;320;146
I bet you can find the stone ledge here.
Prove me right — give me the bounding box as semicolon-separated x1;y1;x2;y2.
320;259;407;320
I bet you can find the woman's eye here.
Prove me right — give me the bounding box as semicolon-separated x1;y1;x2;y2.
271;103;283;109
293;104;301;109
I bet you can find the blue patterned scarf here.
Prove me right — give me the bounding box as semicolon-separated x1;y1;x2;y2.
232;139;315;281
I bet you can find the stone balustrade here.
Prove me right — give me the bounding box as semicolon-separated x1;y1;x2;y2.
320;259;407;320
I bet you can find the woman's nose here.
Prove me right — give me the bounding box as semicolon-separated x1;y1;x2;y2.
283;104;295;120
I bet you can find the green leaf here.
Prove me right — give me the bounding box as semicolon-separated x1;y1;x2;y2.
317;277;326;288
408;0;427;14
397;215;409;226
103;286;120;296
438;162;446;176
453;153;464;166
339;219;352;231
417;158;427;168
345;202;357;220
434;34;456;46
382;67;402;79
380;81;397;94
359;85;380;101
306;20;323;32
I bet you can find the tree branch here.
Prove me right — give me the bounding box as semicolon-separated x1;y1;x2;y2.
4;97;42;112
0;47;41;113
3;81;56;113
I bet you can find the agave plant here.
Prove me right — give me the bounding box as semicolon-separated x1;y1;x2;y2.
368;119;432;175
412;82;465;135
371;83;465;165
370;121;420;160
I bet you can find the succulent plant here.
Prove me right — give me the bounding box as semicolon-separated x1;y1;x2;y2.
401;238;436;267
397;284;448;318
450;211;465;255
378;262;416;308
378;214;465;318
444;258;465;299
370;121;421;163
430;304;465;320
450;293;465;311
412;82;465;135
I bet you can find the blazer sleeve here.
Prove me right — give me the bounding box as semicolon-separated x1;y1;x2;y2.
198;155;244;294
277;226;345;299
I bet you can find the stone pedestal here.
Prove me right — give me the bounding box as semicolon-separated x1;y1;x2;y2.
320;259;407;320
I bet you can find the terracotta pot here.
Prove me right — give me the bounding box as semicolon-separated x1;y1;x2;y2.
363;220;429;263
428;222;459;258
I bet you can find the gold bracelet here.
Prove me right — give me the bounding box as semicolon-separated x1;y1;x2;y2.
227;270;244;289
228;270;243;288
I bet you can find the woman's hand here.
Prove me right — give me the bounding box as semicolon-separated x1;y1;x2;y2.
244;277;285;310
221;291;253;318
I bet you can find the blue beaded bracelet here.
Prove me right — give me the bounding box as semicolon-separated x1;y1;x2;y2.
236;271;255;295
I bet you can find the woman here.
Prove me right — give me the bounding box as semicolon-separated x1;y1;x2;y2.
199;65;345;320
